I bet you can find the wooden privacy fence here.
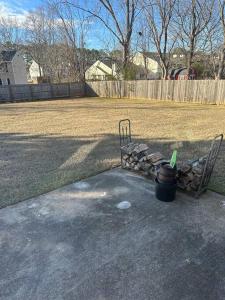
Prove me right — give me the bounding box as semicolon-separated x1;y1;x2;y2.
0;82;85;102
85;80;225;105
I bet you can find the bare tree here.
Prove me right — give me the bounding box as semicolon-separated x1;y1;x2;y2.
25;5;74;82
50;1;89;81
175;0;215;75
62;0;139;75
0;15;22;48
142;0;177;79
201;7;221;79
0;15;26;71
216;0;225;79
25;7;51;78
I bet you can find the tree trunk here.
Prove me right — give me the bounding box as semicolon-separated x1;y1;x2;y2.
187;38;195;77
38;64;42;77
122;42;130;79
163;68;168;80
216;47;225;80
123;43;129;68
161;60;168;80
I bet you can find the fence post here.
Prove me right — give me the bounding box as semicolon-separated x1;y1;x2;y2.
29;84;33;100
215;80;219;105
8;85;14;101
50;83;54;98
68;82;71;97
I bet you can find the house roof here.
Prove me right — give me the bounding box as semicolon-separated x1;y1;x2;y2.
178;69;189;76
87;58;121;74
169;67;196;78
169;68;186;76
95;62;111;75
142;52;161;64
0;50;17;62
98;57;119;68
87;57;119;69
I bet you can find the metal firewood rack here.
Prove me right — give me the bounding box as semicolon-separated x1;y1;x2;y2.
119;119;132;167
195;133;223;198
119;119;223;198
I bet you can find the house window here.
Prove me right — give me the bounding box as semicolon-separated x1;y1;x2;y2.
0;79;2;85
5;63;8;72
7;78;10;85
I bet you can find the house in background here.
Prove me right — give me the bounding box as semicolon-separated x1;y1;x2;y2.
85;52;162;81
132;52;162;79
85;59;119;81
28;60;43;84
0;50;27;85
168;68;197;80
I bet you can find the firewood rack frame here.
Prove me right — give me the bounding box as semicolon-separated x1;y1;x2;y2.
119;119;223;198
195;133;223;198
119;119;132;166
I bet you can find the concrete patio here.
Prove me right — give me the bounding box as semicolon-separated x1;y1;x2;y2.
1;168;225;300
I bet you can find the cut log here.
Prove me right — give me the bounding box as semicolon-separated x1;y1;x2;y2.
179;163;192;174
121;143;139;155
147;152;164;163
133;143;149;155
139;162;152;171
192;165;204;175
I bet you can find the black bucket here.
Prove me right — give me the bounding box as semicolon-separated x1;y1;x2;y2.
157;162;177;184
155;178;177;202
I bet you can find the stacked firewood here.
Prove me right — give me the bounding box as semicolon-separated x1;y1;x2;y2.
177;157;207;191
121;142;167;177
121;142;207;192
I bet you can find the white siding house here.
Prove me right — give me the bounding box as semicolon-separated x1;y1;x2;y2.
132;52;161;79
28;60;43;83
85;60;118;81
86;52;162;81
0;50;27;85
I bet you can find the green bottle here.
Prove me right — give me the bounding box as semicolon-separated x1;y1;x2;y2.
170;150;177;169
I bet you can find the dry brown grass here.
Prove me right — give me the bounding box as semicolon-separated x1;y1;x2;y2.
1;97;225;207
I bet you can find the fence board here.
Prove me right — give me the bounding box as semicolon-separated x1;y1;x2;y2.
0;82;85;102
86;80;225;105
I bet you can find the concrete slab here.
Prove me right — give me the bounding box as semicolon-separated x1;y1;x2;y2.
1;168;225;300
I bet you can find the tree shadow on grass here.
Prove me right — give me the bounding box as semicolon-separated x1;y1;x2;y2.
0;132;224;208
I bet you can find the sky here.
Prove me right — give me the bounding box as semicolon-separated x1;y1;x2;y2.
0;0;143;51
0;0;119;49
0;0;43;29
0;0;42;17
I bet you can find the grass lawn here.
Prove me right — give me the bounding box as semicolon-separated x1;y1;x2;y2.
1;97;225;208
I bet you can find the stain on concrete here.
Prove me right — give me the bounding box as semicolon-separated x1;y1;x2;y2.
1;168;225;300
116;201;131;210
